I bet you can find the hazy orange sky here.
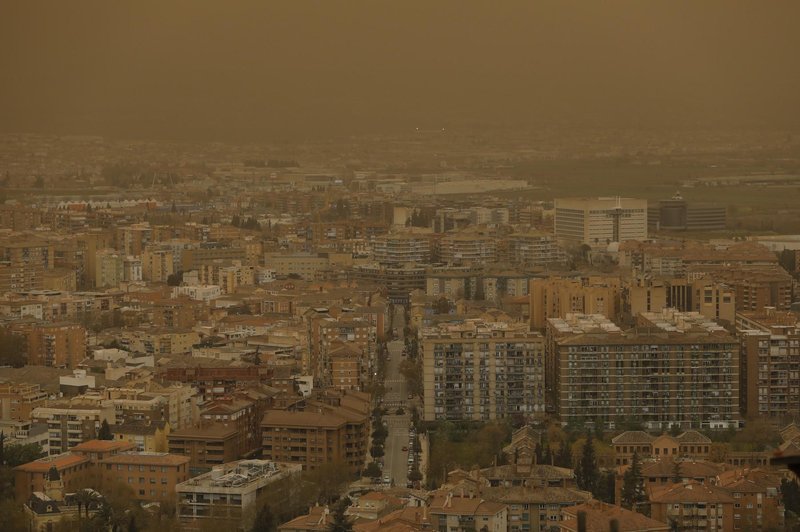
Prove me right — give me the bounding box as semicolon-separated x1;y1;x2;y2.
1;1;799;140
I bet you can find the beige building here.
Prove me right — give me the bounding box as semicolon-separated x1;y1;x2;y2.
142;248;176;282
554;197;647;249
176;460;301;529
548;311;739;430
0;381;48;422
530;275;620;329
94;249;124;288
737;308;800;420
421;319;545;422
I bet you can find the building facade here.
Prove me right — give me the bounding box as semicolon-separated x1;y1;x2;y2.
421;319;545;422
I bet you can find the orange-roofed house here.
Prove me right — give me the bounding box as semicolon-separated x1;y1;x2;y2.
352;506;432;532
560;501;669;532
346;491;404;520
278;505;335;532
70;439;136;461
13;453;92;503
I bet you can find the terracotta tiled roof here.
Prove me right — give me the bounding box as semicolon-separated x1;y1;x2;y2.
70;439;136;453
14;453;90;473
561;501;669;532
612;431;656;445
676;430;711;444
640;458;723;479
98;452;189;466
649;481;735;504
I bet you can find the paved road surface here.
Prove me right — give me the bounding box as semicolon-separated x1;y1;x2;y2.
382;307;412;487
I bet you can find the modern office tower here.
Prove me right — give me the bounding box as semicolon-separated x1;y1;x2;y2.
554;197;647;248
648;192;727;231
547;310;739;430
421;319;545;422
736;307;800;420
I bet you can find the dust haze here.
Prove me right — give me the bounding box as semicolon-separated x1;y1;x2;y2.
1;1;799;141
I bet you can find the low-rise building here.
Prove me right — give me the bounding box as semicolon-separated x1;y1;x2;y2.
98;452;190;502
176;459;301;528
168;422;241;473
428;492;508;532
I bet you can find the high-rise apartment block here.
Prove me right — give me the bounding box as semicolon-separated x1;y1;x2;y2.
547;310;739;430
421;319;545;422
554;197;647;249
736;308;800;421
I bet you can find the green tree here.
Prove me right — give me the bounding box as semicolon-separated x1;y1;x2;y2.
370;445;384;459
251;503;276;532
363;462;382;478
621;451;647;512
327;497;353;532
98;419;113;440
594;470;616;504
576;432;599;494
408;467;422;482
781;478;800;516
671;459;682;483
3;442;45;466
0;499;27;531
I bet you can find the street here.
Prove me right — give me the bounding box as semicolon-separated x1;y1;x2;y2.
381;307;413;487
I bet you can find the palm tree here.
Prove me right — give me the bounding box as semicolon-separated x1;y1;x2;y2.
74;489;101;519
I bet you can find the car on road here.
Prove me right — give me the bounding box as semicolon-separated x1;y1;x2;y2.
402;446;408;451
383;475;390;484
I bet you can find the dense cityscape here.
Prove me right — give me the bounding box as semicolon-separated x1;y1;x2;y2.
2;3;800;532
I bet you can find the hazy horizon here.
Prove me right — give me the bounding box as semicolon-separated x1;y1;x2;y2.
2;1;800;142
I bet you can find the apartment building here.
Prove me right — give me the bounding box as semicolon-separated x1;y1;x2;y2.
649;481;735;532
421;319;545;422
690;265;793;312
352;263;427;304
176;460;301;528
736;308;800;420
623;276;736;325
428;493;508;532
159;365;271;401
611;430;713;466
371;233;431;264
0;381;48;421
548;311;740;430
168;422;241;472
261;390;370;474
33;400;116;455
554;197;647;249
10;321;87;368
94;249;124;288
264;252;330;280
141;248;176;282
715;468;784;530
13;453;93;503
118;328;200;355
530;275;620;329
201;393;269;459
438;232;496;265
502;231;566;268
98;452;190;502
